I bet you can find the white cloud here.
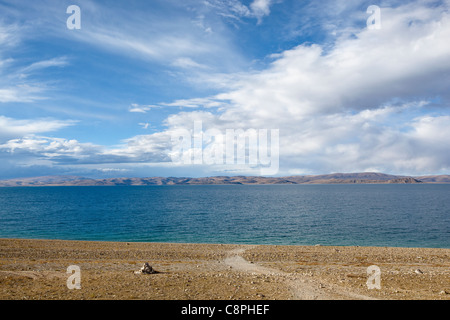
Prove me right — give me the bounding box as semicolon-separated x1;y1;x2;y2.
96;168;129;173
250;0;273;23
0;130;173;166
161;97;225;109
0;87;43;103
172;57;210;69
206;0;276;23
129;104;160;113
59;1;247;74
276;109;450;175
0;23;21;48
0;22;53;103
2;136;89;155
81;30;212;62
19;57;69;74
147;1;450;175
0;116;77;142
1;1;450;176
139;123;151;130
0;21;69;103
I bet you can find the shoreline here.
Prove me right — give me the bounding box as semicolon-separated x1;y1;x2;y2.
1;183;450;188
0;238;448;300
0;237;449;250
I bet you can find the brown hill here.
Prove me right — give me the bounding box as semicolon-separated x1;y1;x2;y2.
0;172;438;187
416;175;450;183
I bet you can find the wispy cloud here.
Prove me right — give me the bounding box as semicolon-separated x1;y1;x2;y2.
56;1;247;74
0;20;70;103
0;23;22;47
0;116;77;142
128;104;158;113
205;0;277;23
0;86;47;103
171;57;210;70
19;57;69;75
161;97;226;109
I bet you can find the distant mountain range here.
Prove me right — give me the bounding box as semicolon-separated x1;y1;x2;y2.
0;173;449;187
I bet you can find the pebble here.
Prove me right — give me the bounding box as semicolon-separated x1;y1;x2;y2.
2;239;449;300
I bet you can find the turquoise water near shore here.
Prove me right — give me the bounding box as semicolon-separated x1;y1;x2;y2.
0;184;448;248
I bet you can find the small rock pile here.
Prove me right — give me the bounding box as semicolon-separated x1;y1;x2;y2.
135;262;158;275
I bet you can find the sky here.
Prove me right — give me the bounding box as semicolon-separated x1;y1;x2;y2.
0;0;450;179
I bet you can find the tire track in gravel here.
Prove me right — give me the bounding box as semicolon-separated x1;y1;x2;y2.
224;246;377;300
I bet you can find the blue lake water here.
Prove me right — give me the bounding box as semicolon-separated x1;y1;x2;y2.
0;184;448;248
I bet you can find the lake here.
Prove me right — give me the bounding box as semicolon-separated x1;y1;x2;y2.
0;184;448;248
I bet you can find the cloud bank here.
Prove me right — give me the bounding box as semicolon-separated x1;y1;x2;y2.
0;0;450;177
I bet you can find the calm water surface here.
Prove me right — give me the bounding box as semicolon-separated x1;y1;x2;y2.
0;184;448;248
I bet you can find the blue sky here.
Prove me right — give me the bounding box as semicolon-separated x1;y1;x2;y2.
0;0;450;179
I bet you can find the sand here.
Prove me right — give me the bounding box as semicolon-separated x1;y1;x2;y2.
0;238;448;300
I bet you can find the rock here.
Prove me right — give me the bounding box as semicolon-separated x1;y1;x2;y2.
439;290;448;295
415;269;424;274
135;263;158;275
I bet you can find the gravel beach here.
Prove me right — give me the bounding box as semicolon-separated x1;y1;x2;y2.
0;239;448;300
